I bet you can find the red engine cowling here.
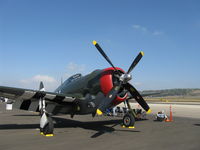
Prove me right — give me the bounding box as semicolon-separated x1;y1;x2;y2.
100;67;128;105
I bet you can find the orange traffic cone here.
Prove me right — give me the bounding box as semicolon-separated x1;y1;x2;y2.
165;104;173;122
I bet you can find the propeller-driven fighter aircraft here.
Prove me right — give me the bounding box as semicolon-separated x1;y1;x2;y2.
0;41;151;136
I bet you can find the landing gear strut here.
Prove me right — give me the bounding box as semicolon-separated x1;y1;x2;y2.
122;100;136;128
39;95;54;136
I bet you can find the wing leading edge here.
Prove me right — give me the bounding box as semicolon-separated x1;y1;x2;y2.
0;86;75;102
0;86;76;114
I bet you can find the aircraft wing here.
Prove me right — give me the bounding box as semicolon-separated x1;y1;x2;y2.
0;86;75;103
0;86;77;115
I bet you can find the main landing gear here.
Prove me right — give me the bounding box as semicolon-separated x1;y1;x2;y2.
39;82;54;137
39;97;54;136
121;100;136;128
122;113;135;128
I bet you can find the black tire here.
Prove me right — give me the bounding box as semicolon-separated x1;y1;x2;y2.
123;113;135;127
43;117;54;135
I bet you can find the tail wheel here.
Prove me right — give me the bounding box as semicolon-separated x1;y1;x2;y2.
42;117;54;135
123;113;135;127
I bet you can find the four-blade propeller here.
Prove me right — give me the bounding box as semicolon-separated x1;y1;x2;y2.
93;40;151;115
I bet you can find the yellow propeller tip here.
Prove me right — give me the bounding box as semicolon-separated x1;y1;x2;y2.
140;51;144;56
96;109;103;115
93;40;97;45
146;109;152;114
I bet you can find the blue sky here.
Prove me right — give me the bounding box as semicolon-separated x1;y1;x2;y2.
0;0;200;91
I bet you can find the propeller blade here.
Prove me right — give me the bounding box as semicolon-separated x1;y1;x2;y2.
96;85;121;115
125;83;151;113
127;51;144;74
93;41;119;72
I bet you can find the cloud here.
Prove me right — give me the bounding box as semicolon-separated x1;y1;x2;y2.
20;75;58;91
66;62;86;72
132;24;140;29
16;62;87;91
132;24;147;32
152;31;163;36
64;62;86;78
132;24;163;36
20;75;56;84
17;62;87;91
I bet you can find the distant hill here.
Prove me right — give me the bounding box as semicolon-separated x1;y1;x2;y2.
141;88;200;97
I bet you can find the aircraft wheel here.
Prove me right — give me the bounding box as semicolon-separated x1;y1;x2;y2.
123;113;135;127
42;117;54;135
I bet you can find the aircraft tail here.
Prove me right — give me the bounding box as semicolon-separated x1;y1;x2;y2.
39;81;45;91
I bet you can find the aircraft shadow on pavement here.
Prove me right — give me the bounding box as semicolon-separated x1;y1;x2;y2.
53;117;141;138
194;124;200;126
13;114;39;116
0;116;141;138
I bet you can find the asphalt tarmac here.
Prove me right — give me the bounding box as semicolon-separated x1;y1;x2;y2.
0;103;200;150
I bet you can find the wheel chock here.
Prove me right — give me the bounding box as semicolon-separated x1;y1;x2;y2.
40;132;54;137
121;125;135;129
45;134;54;137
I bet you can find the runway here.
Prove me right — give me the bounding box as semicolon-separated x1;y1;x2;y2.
0;103;200;150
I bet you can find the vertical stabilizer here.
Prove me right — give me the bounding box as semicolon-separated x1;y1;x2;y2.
39;81;45;91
